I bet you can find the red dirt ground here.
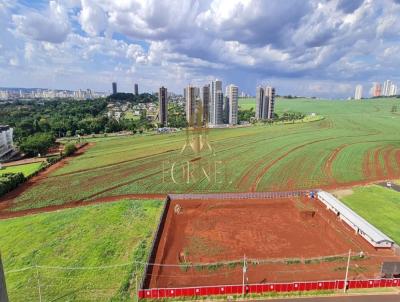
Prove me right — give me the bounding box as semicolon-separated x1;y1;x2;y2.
146;197;400;288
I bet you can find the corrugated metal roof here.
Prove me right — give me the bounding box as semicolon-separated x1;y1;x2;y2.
318;191;394;244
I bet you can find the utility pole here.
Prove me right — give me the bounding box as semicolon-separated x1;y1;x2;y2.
0;252;9;302
344;249;351;293
242;255;247;298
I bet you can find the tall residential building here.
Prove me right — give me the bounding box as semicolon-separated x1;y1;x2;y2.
158;86;168;127
134;83;139;96
354;84;363;100
226;84;238;125
0;125;14;160
210;79;223;125
256;86;275;120
371;82;382;97
201;84;210;124
223;96;229;124
255;86;265;119
213;91;224;125
185;85;200;125
383;80;392;96
389;83;397;96
112;82;117;94
265;86;275;119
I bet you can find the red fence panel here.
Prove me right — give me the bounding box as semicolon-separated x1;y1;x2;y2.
139;278;400;299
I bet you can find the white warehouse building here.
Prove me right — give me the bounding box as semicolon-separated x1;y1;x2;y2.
0;125;14;160
317;191;394;248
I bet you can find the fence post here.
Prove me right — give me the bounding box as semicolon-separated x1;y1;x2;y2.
0;252;9;302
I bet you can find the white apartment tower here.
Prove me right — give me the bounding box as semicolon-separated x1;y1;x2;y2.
354;85;363;100
256;85;275;120
383;80;392;96
0;126;14;160
226;84;238;125
210;79;223;125
185;85;200;125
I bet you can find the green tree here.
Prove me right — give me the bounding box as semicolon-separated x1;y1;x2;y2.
19;133;55;156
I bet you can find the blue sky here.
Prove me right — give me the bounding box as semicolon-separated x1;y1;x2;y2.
0;0;400;98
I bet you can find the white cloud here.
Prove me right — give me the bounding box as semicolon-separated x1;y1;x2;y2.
12;1;70;43
1;0;400;97
79;0;108;36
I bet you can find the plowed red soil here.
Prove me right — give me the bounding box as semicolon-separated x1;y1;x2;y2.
147;197;399;288
324;144;348;184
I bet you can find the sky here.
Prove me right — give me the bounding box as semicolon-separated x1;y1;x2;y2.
0;0;400;98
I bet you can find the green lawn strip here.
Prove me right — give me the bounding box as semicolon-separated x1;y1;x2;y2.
0;199;163;301
341;185;400;244
0;162;44;177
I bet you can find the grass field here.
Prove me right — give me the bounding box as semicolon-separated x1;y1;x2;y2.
0;162;44;177
341;185;400;244
4;98;400;212
0;199;162;301
238;97;255;110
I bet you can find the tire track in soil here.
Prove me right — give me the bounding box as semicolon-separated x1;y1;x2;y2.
323;144;348;186
250;137;338;192
382;146;395;177
0;193;166;219
373;146;386;180
362;150;373;179
50;149;177;178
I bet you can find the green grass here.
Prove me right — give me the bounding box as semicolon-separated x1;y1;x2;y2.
238;97;255;110
7;98;400;211
0;162;44;177
341;185;400;244
0;199;163;301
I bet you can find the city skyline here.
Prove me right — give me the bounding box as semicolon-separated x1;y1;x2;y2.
1;1;400;98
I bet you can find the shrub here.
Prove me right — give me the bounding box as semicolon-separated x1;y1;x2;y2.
63;143;77;156
0;173;26;197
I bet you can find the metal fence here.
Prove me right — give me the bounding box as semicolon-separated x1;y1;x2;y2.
140;196;171;290
169;190;316;201
139;278;400;299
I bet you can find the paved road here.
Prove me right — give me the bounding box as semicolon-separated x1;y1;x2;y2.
377;181;400;192
253;294;400;302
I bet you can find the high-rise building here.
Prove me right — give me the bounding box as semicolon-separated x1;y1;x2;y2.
158;86;168;127
185;85;200;125
265;86;275;119
389;83;397;96
255;86;265;120
226;84;238;125
371;82;382;97
210;79;223;125
0;125;14;160
383;80;392;96
354;84;363;100
134;83;139;96
223;96;229;124
213;91;224;125
112;82;117;94
201;84;210;124
256;86;275;120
